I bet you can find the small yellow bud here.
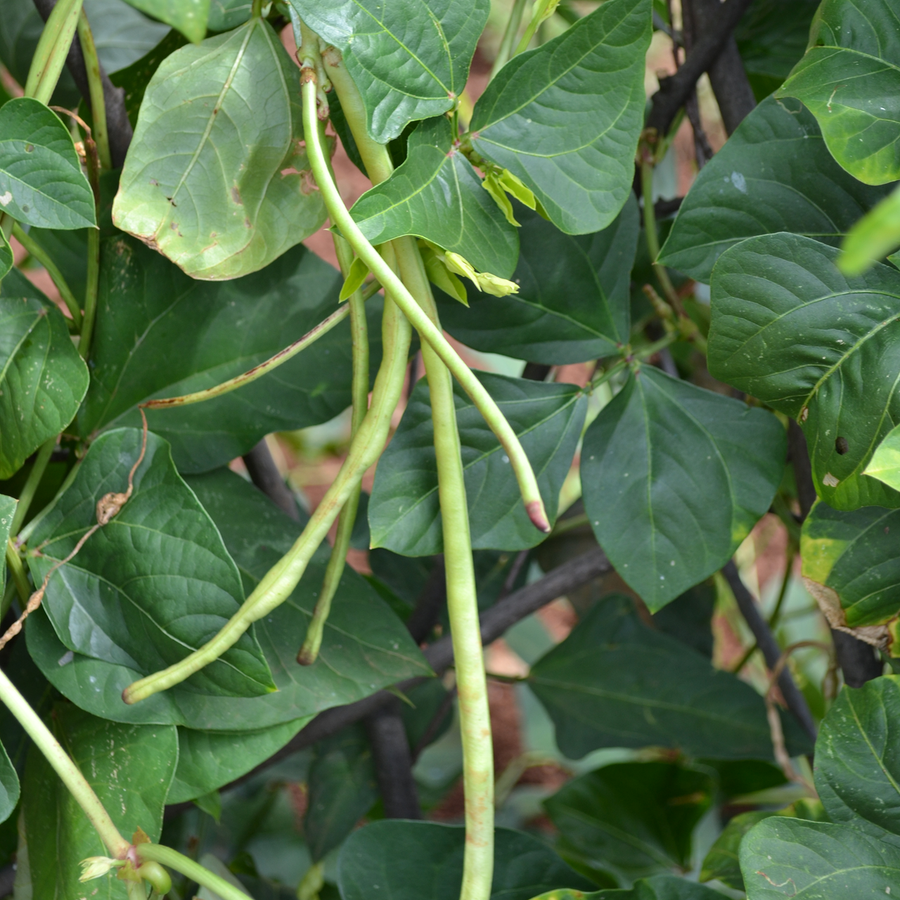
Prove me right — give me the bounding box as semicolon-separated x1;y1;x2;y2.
79;856;120;882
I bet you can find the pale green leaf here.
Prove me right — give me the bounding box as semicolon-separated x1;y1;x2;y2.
122;0;209;43
113;18;326;279
840;184;900;276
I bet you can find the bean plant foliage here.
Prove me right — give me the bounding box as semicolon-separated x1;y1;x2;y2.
0;0;898;898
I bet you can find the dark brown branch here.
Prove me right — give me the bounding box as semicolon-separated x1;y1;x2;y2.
647;0;755;139
365;698;422;819
242;440;299;521
688;0;757;135
0;863;14;898
723;560;817;743
31;0;133;167
404;557;446;644
165;547;611;817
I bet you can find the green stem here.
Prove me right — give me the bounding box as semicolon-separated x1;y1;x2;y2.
394;238;494;900
135;844;251;900
143;303;352;409
491;0;529;77
298;230;370;664
12;224;82;328
75;10;111;170
124;277;411;703
11;438;56;535
24;0;84;104
79;222;100;360
323;51;494;897
0;665;128;857
640;158;682;314
5;540;30;606
299;66;550;534
0;581;16;622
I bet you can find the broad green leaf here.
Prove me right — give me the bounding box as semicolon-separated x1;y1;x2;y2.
338;822;594;900
734;0;819;99
866;422;900;491
709;233;900;510
740;817;900;900
113;17;326;280
658;96;892;283
801;501;900;638
777;0;900;184
581;365;786;610
0;270;89;479
168;717;309;803
0;98;95;229
305;726;378;863
351;117;518;278
841;184;900;276
287;0;489;143
369;373;586;555
469;0;652;235
27;468;430;729
208;0;251;31
28;427;276;698
78;236;381;473
122;0;209;43
530;876;724;900
544;762;713;885
528;596;808;760
21;705;177;900
435;197;638;364
815;676;900;837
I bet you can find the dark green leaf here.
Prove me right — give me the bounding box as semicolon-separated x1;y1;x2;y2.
208;0;251;31
530;875;725;900
113;17;326;279
734;0;819;99
352;117;518;278
658;96;892;283
28;427;276;698
469;0;652;235
287;0;489;143
0;98;95;229
701;811;772;891
801;501;900;632
28;468;430;729
544;761;713;885
435;197;638;363
740;817;900;900
581;365;785;610
528;596;808;760
709;233;900;510
815;676;900;838
369;373;586;555
21;705;177;900
651;582;716;658
168;717;310;803
305;725;378;863
84;0;172;73
338;821;594;900
78;236;380;473
777;0;900;184
0;270;89;479
122;0;209;43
